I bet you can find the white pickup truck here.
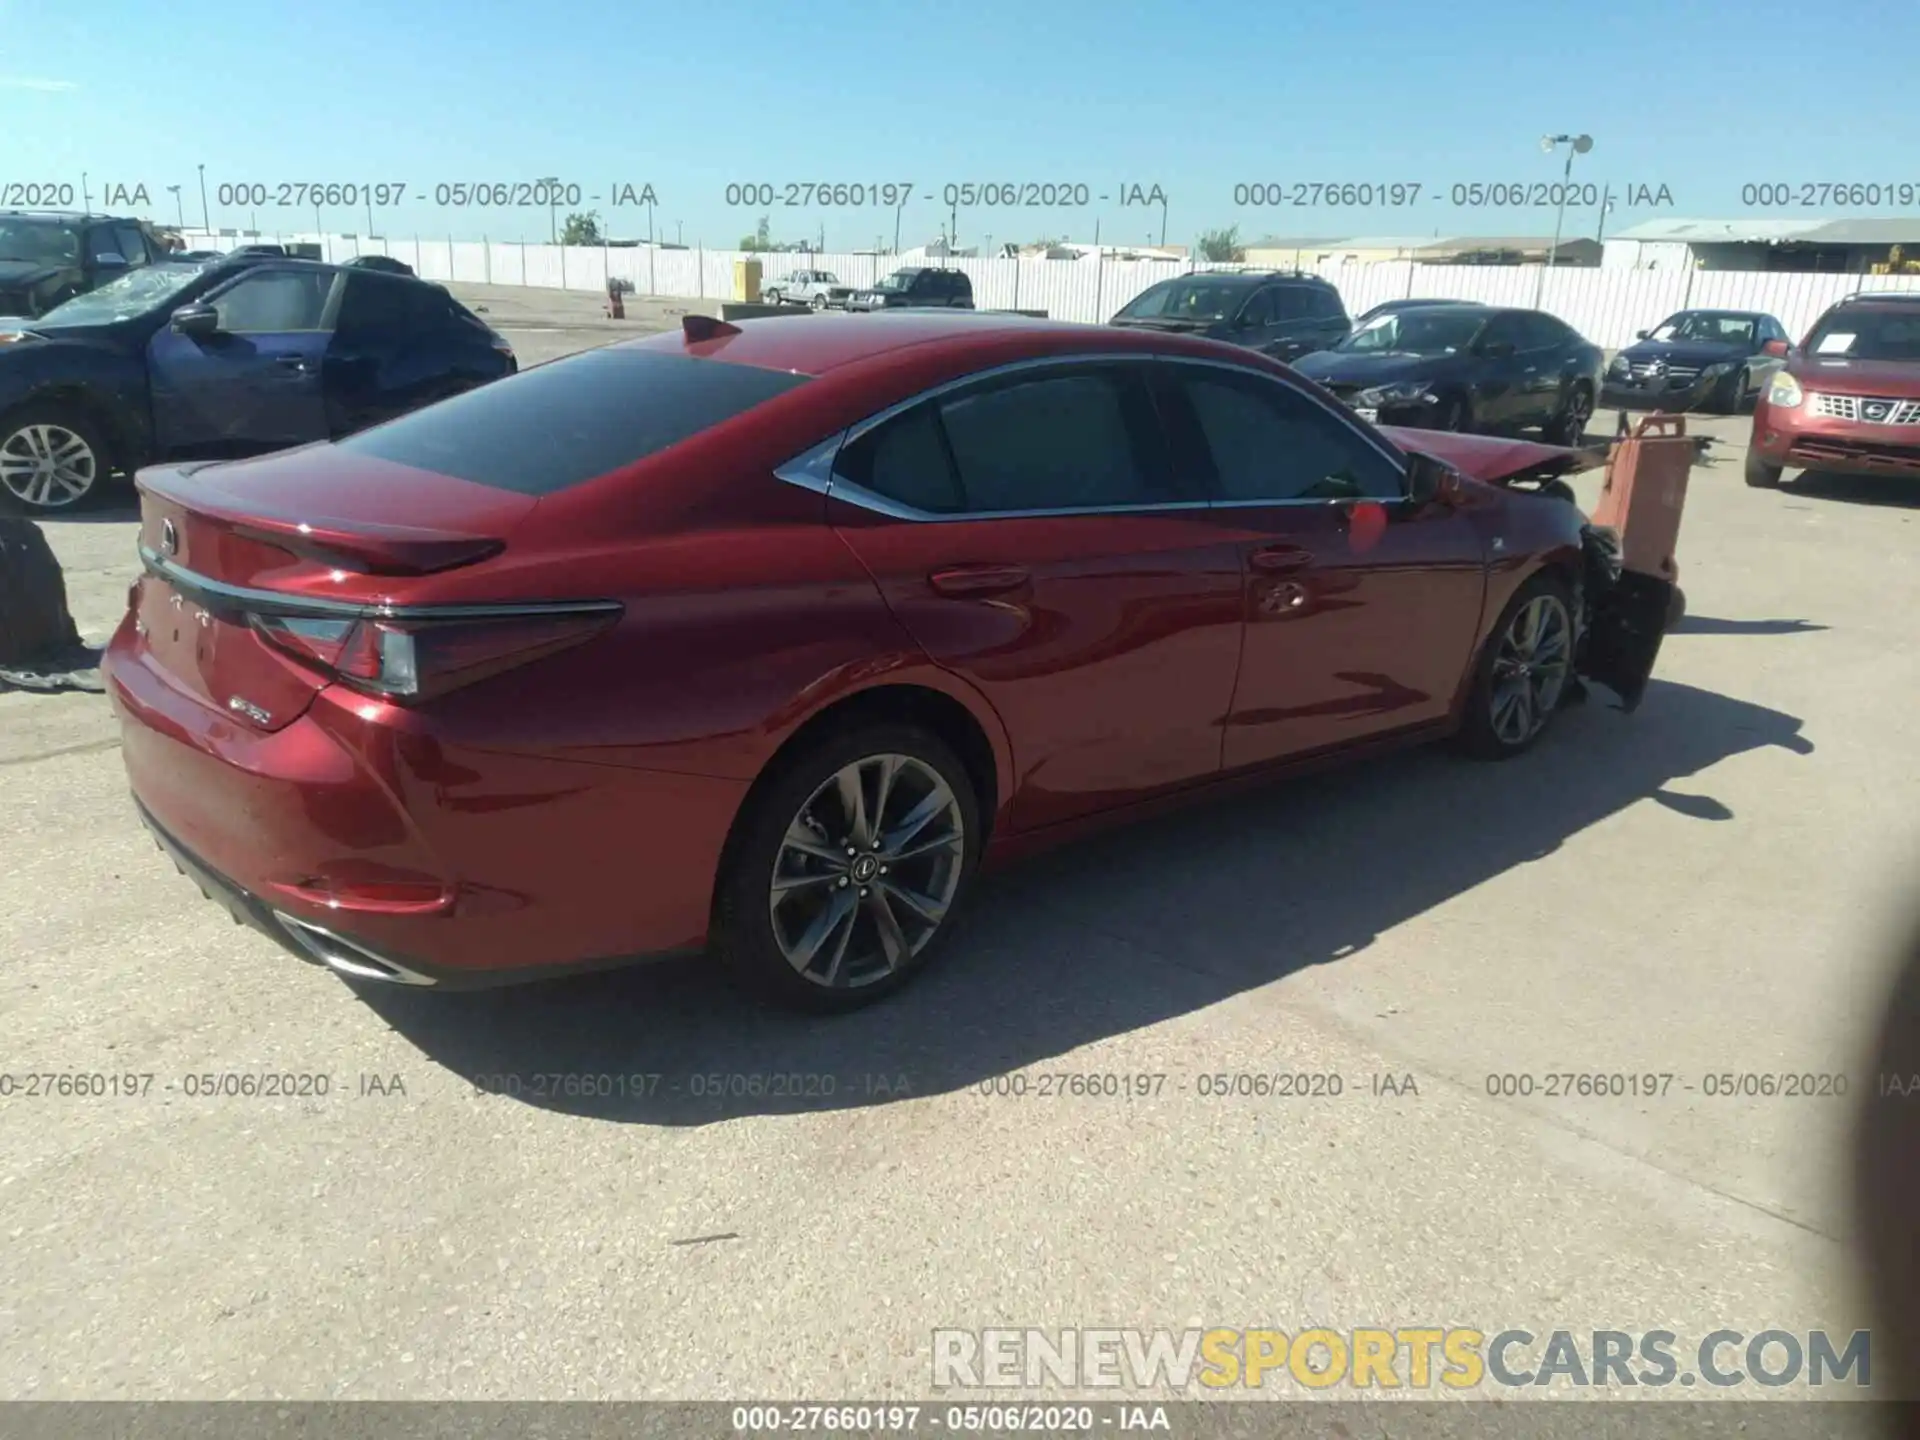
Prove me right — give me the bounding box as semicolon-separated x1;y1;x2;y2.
761;269;855;311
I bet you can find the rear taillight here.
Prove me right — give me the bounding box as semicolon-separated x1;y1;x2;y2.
253;608;617;701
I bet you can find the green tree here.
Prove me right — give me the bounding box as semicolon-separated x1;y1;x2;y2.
739;215;774;252
560;210;603;245
1197;225;1245;263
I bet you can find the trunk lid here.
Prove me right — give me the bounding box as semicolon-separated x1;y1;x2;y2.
132;446;538;732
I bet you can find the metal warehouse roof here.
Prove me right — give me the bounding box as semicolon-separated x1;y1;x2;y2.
1609;217;1920;244
1251;234;1573;252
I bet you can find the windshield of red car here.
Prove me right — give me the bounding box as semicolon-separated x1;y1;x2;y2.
1804;308;1920;362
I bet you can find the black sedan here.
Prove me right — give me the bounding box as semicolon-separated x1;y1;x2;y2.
0;256;514;512
1602;309;1791;414
1351;296;1469;327
1293;303;1604;445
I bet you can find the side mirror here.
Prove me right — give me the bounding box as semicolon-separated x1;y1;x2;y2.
1406;452;1464;508
1761;338;1790;358
1634;329;1649;340
170;302;221;338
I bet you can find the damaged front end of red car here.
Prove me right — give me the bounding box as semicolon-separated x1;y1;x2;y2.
1384;426;1680;713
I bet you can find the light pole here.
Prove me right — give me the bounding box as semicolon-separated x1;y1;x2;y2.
197;164;209;231
314;200;323;251
1535;133;1592;306
542;176;562;244
167;185;183;228
80;172;91;211
1158;194;1168;248
1595;185;1617;245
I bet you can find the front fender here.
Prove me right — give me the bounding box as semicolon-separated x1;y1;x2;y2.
0;342;152;466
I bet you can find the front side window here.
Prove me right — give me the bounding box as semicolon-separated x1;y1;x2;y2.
1178;369;1404;503
0;219;80;266
210;270;337;332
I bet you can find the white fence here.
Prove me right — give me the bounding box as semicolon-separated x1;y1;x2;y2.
180;230;1920;350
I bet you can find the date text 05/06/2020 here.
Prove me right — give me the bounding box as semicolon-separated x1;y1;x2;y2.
1230;181;1677;208
201;181;660;210
721;182;1168;209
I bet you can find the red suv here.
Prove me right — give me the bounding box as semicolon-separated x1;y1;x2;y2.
1746;292;1920;489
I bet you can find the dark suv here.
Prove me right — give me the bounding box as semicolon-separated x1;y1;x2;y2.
847;267;974;312
0;211;168;319
1108;270;1350;361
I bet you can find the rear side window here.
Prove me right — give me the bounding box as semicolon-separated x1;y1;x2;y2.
336;349;812;494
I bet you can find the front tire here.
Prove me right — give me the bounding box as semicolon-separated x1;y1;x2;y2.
1455;573;1576;761
712;724;982;1012
1713;367;1748;415
0;403;111;514
1744;450;1783;489
810;293;828;312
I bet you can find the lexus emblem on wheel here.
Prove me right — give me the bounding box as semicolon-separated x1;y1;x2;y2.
160;519;178;556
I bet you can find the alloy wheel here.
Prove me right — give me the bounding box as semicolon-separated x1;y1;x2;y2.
1559;387;1593;442
1;423;98;510
768;753;967;989
1489;594;1571;747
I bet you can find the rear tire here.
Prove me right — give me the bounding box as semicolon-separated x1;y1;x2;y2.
1454;573;1577;761
0;402;112;515
1744;450;1783;489
764;289;783;307
1544;383;1594;446
712;723;982;1012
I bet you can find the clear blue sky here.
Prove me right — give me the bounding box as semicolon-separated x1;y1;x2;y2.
5;0;1917;252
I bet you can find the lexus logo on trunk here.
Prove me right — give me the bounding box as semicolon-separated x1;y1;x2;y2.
160;519;179;556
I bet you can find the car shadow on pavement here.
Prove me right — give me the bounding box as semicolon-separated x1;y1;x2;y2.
1669;616;1827;636
1787;471;1920;510
357;678;1813;1125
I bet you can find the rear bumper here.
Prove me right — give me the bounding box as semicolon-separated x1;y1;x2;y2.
103;620;743;987
1752;402;1920;478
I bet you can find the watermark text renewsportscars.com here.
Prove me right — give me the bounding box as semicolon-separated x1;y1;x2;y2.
932;1328;1872;1392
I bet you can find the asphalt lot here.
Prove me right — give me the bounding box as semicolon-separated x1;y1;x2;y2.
3;286;1918;1402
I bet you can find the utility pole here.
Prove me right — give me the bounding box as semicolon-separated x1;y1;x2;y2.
80;172;91;211
167;185;183;228
1535;133;1593;307
197;164;209;231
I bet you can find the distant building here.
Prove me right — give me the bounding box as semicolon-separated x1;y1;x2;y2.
1601;218;1920;272
1244;235;1599;267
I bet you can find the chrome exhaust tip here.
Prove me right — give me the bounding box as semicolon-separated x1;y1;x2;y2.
273;912;438;987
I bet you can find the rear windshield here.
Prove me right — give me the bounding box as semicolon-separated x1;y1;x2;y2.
335;348;812;494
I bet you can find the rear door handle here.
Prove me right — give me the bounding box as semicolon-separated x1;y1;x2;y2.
928;564;1029;597
1249;545;1314;574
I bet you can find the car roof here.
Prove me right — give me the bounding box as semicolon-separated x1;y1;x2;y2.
622;309;1267;377
0;210;144;224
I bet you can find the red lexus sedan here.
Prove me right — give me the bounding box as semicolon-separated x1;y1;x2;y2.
104;311;1672;1010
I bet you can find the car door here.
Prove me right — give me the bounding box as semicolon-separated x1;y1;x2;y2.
1232;287;1275;352
148;266;340;458
821;358;1246;832
1153;358;1488;768
321;272;493;437
1466;312;1532;428
1306;285;1353;353
1264;285;1319;360
1516;313;1578;425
